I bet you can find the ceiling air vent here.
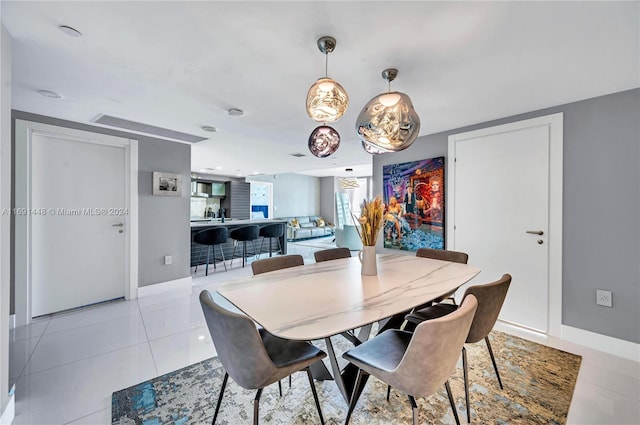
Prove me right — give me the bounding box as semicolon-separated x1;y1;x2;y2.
92;114;207;143
289;153;306;158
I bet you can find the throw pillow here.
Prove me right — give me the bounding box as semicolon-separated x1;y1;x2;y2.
290;219;300;228
316;217;325;227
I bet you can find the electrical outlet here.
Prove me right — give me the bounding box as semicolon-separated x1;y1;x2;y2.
596;289;612;307
164;255;172;265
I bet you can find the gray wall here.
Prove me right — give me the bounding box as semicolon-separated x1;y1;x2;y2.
248;173;320;217
0;20;12;417
137;138;190;287
11;111;191;290
373;88;640;344
319;177;336;224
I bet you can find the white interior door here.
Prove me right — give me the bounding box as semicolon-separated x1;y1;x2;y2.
451;122;553;333
31;133;127;317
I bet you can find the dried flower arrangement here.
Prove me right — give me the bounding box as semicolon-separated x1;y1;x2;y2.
353;196;385;246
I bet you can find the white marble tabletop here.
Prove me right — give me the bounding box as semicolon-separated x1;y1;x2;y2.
217;253;480;340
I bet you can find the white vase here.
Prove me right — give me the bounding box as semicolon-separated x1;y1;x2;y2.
358;246;377;276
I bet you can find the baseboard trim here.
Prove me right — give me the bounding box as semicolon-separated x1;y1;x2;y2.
561;325;639;362
137;276;193;298
0;386;15;425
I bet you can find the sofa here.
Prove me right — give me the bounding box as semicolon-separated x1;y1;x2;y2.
281;216;334;240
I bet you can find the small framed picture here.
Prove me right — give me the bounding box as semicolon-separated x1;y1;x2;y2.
153;172;182;196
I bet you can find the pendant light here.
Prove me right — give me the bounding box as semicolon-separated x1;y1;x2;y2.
306;36;349;123
355;68;420;152
361;140;386;155
308;125;340;158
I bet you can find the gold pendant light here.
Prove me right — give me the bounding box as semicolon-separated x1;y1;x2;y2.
306;36;349;123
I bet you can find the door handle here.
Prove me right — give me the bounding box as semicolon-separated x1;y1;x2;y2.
526;230;543;235
112;223;124;227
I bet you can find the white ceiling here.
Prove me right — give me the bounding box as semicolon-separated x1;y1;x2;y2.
3;1;638;178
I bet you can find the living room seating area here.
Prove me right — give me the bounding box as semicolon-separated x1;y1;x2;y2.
281;216;334;241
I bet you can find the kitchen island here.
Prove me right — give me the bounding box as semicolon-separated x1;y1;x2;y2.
190;219;288;269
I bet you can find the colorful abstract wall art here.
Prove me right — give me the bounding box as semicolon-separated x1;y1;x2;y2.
382;157;445;251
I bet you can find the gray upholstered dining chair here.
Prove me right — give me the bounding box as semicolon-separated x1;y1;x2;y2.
416;247;469;264
199;290;326;425
405;274;512;424
313;247;351;263
416;248;469;304
251;254;304;275
342;295;478;425
380;248;470;337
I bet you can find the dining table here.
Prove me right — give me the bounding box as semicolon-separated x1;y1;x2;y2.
216;252;480;404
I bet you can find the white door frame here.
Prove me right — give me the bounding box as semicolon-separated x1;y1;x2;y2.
447;113;563;338
14;120;138;326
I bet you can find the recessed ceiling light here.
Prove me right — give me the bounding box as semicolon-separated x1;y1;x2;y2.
252;172;260;175
37;89;63;99
236;173;242;177
228;108;244;117
58;25;82;37
215;166;223;170
201;126;217;132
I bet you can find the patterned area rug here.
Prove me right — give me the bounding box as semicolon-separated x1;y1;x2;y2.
112;331;581;424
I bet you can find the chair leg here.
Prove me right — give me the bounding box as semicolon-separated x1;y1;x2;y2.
276;237;282;256
230;241;238;268
408;395;418;425
445;380;461;425
259;237;265;259
205;245;211;276
242;241;247;267
252;240;258;262
278;380;282;397
289;375;291;388
306;367;325;425
462;346;470;423
218;244;227;271
386;384;391;401
253;388;263;425
212;372;228;425
345;368;368;425
485;336;503;389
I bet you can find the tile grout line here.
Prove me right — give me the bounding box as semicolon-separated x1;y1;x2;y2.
14;318;52;383
137;297;160;378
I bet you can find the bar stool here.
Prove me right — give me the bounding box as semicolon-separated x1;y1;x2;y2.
258;223;284;258
194;227;229;275
229;225;260;268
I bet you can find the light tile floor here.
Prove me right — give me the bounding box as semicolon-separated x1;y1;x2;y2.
8;239;640;424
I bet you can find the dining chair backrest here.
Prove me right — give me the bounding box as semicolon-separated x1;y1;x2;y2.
416;248;468;264
462;274;512;343
392;295;478;398
199;290;277;389
314;247;351;263
251;254;304;275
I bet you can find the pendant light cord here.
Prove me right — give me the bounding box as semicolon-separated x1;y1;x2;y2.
325;53;328;78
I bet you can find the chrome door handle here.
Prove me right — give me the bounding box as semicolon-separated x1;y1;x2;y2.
112;223;124;227
526;230;543;235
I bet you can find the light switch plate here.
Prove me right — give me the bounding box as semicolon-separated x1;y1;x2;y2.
596;289;612;307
